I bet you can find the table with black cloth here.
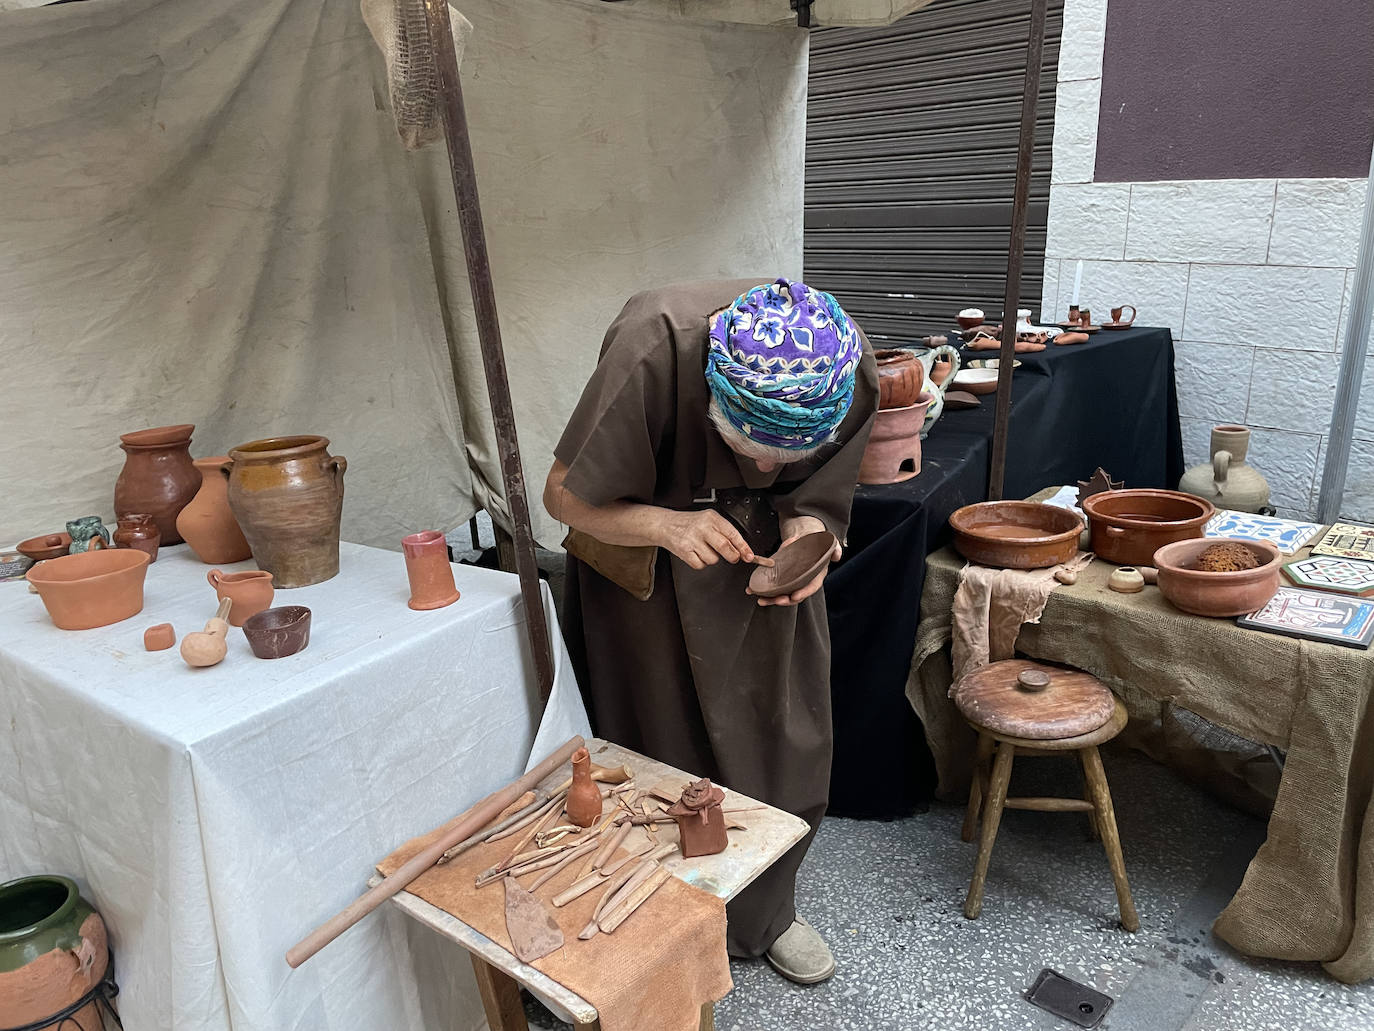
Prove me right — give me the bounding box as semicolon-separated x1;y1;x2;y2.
824;325;1185;818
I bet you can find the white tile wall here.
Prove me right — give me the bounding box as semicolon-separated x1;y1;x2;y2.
1182;264;1348;349
1051;80;1102;185
1125;181;1277;264
1045;183;1130;259
1174;341;1255;424
1269;179;1367;267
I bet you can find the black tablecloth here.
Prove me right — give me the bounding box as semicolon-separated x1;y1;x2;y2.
825;326;1184;817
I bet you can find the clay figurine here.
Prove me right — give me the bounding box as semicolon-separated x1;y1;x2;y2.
666;778;728;858
242;605;312;659
565;747;603;828
181;598;233;668
177;456;253;564
208;568;275;627
1076;468;1123;504
114;424;199;544
402;530;461;610
113;513;161;563
144;623;176;651
66;516;110;554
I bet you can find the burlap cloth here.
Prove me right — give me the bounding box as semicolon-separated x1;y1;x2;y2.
377;824;732;1029
911;544;1374;982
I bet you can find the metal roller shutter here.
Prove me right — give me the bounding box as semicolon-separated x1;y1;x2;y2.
804;0;1064;342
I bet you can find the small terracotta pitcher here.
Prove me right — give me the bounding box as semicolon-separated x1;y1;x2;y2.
1110;304;1136;326
565;748;602;828
207;568;275;627
113;513;161;563
402;530;461;610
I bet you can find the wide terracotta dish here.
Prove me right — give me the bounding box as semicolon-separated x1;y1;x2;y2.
950;501;1084;569
26;549;151;630
1152;538;1281;617
1081;489;1214;566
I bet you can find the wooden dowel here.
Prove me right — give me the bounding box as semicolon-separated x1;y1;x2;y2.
495;791;536;822
599;839;653;876
552;872;609;907
285;735;584;968
486;795;561;842
438;797;544;865
528;838;602;891
498;801;564;871
1002;797;1095;813
596;824;633;871
599;866;672;934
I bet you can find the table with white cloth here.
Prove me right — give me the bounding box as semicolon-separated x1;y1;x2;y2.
0;541;592;1031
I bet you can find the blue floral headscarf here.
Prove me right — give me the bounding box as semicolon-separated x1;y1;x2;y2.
705;278;863;450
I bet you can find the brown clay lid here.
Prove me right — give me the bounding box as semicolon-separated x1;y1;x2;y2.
953;659;1114;739
119;424;195;447
748;531;837;598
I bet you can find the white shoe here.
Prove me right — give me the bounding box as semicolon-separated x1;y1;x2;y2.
765;915;836;985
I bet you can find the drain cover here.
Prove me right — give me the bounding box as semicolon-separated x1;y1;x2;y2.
1025;968;1114;1029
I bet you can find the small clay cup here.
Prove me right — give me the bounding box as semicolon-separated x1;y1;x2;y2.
748;531;837;598
242;605;311;659
16;533;71;563
402;530;461;610
207;568;275;627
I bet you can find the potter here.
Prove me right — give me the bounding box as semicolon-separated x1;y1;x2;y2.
545;278;875;984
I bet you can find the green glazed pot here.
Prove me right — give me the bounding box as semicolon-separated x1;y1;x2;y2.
0;875;109;1027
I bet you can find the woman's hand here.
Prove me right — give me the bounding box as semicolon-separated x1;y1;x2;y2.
750;517;842;607
658;510;755;570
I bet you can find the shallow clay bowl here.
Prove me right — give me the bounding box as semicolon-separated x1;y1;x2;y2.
1081;489;1214;567
748;531;837;598
26;548;150;630
964;358;1022;371
16;532;71;562
956;315;984;330
242;605;311;659
951;368;1001;395
1152;538;1281;617
950;501;1084;569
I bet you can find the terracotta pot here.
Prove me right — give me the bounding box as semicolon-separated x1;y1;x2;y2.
1153;538;1281;617
114;424;199;545
113;512;161;563
950;501;1085;569
27;548;150;630
223;435;347;588
565;747;602;828
177;456;253;564
65;516;110;554
1081;489;1215;567
859;395;933;484
1178;424;1271;514
0;875;110;1030
242;605;312;659
402;531;461;610
873;349;925;410
207;568;275;627
16;533;71;563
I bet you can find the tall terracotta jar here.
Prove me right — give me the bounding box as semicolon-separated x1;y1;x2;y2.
177;456;253;564
114;424;199;544
1178;424;1271;513
0;875;110;1029
223;435;347;588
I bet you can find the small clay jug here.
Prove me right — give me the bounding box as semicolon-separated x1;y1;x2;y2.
402;530;461;610
208;568;275;627
873;349;925;410
1178;424;1271;513
66;516;110;554
565;747;602;828
0;875;110;1030
177;456;253;564
113;512;161;562
114;424;199;544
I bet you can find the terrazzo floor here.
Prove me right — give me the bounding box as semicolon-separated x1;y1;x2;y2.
522;749;1374;1030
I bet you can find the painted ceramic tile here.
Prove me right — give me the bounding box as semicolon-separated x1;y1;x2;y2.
1311;522;1374;561
1204;510;1324;555
1237;587;1374;648
1283;556;1374;596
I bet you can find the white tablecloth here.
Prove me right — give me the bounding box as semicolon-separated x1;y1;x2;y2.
0;542;591;1031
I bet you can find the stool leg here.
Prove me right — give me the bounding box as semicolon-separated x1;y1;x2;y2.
1078;752;1100;841
962;732;995;842
964;741;1014;919
470;955;530;1031
1080;746;1140;932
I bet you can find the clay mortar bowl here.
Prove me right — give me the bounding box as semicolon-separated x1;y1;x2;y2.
748;531;837;598
1081;489;1214;567
951;368;1000;396
242;605;311;659
16;532;71;562
26;548;150;630
1152;538;1281;617
950;501;1084;569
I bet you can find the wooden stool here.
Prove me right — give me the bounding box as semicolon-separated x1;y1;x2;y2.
953;658;1139;932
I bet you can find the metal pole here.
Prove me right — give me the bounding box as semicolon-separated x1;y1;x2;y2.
1316;139;1374;522
422;0;556;703
987;0;1048;501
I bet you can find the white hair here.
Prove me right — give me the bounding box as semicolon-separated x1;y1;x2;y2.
707;397;830;465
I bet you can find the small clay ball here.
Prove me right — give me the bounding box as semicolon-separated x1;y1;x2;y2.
1195;542;1259;572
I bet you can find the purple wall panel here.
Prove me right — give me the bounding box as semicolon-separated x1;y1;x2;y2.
1095;0;1374;182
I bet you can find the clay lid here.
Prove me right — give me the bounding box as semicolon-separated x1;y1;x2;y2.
748;531;837;598
119;424;195;447
953;659;1114;739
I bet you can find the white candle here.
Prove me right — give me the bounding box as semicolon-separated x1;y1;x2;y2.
1071;260;1083;307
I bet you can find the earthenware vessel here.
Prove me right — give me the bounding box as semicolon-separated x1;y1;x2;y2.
565;747;603;827
858;395;933;484
666;778;728;858
912;343;961;436
242;605;312;659
874;349;925;410
114;424;199;544
177;456;253;564
949;501;1084;569
1153;538;1281;617
1177;424;1271;513
951;368;1000;396
1108;566;1146;593
223;435;347;588
1081;489;1215;567
748;530;838;597
1067;305;1080;324
956;309;985;331
0;552;33;581
16;533;71;563
65;517;109;554
113;513;160;563
207;568;275;627
0;875;110;1030
1110;305;1136;326
402;531;461;610
144;623;176;651
27;548;149;630
1078;308;1092;327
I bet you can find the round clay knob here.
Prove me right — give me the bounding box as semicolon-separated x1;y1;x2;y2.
1016;669;1051;692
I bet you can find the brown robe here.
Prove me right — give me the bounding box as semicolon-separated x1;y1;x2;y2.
556;279;878;956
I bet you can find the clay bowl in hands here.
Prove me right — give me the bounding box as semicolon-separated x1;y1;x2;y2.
1152;538;1281;617
26;548;151;630
242;605;311;659
950;501;1084;569
16;532;71;562
748;531;838;598
950;368;1001;395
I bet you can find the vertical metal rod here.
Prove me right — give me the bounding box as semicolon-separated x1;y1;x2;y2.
422;0;556;703
1317;139;1374;522
987;0;1049;501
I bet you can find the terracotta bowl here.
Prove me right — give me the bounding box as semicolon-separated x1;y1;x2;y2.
1153;538;1281;617
16;532;71;563
950;501;1084;569
956;315;984;330
1081;489;1215;567
951;368;1001;395
26;548;151;630
748;532;837;598
242;605;311;659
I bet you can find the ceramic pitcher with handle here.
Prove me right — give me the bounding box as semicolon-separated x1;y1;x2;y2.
912;343;962;437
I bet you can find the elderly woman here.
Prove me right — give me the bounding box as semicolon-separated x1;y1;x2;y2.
545;278;876;983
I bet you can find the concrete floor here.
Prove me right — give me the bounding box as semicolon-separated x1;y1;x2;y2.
524;748;1374;1030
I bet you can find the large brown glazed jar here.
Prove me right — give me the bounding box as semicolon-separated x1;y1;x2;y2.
223;435;347;588
0;875;110;1029
114;424;199;544
177;456;253;564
